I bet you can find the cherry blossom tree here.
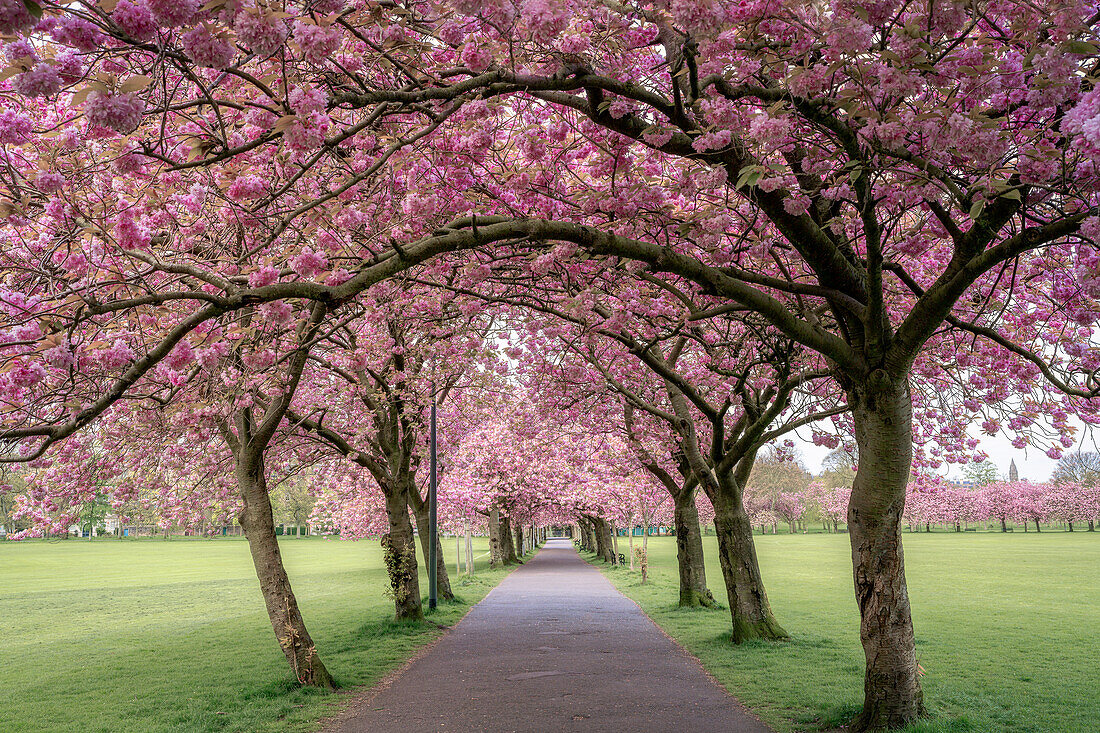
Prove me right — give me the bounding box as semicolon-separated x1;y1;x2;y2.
4;1;1100;726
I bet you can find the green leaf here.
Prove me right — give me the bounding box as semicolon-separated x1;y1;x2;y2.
1063;40;1099;55
736;164;764;190
999;189;1022;201
22;0;42;18
969;200;986;220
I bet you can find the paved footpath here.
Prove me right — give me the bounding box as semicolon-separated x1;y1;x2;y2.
326;538;771;733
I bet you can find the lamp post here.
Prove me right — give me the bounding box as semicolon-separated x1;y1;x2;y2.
428;389;438;611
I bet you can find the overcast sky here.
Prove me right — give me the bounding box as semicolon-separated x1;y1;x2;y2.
792;426;1096;482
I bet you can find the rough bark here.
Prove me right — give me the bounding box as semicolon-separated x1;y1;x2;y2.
673;490;716;607
488;506;503;568
501;514;519;564
847;378;924;732
591;516;615;563
514;524;525;557
413;500;454;601
381;488;422;621
578;517;596;552
236;458;335;688
712;497;788;642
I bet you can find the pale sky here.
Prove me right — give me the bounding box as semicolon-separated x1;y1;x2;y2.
793;425;1098;483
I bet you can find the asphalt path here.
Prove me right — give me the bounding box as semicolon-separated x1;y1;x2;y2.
326;537;771;733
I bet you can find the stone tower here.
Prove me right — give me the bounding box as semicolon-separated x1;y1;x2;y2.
1009;459;1018;482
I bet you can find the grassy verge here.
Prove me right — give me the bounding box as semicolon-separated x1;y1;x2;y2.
587;532;1100;733
0;535;511;732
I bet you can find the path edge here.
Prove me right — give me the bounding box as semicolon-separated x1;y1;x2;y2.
578;550;776;733
315;558;527;732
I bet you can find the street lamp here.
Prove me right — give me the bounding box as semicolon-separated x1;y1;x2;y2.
428;387;438;611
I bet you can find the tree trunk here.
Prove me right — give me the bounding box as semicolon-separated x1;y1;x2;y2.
673;491;716;607
1035;518;1041;533
712;498;788;642
381;488;422;621
236;458;334;688
611;522;619;563
465;518;474;575
579;517;595;551
413;501;454;601
1088;520;1095;532
488;506;503;568
1068;521;1074;532
846;378;924;731
501;514;519;564
591;516;615;562
628;520;635;570
1000;518;1007;532
514;523;525;558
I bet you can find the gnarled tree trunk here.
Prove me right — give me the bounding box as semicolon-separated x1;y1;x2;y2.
381;488;422;621
847;378;924;731
500;514;519;564
591;516;615;563
673;490;716;607
577;517;594;551
236;455;334;688
712;494;787;642
488;506;503;568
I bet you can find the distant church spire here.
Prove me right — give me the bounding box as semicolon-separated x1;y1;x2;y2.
1009;459;1018;482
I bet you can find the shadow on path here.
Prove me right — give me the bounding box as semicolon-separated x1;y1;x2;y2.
325;538;771;732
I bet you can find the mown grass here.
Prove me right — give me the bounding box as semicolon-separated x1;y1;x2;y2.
0;535;509;732
591;532;1100;733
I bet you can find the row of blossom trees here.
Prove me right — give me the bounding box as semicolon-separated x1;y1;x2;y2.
738;477;1100;534
906;478;1100;533
4;0;1100;727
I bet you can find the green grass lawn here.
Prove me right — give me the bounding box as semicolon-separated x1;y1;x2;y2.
593;532;1100;733
0;535;509;733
